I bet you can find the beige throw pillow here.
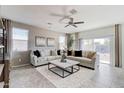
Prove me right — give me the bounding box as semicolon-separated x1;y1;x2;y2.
87;51;96;59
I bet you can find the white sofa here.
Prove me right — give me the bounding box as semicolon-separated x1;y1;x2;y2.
30;49;99;70
30;49;61;66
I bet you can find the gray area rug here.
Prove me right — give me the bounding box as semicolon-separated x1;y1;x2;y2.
36;64;124;88
36;65;99;88
9;66;55;88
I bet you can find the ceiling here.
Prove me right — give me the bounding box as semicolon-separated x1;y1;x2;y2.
1;5;124;33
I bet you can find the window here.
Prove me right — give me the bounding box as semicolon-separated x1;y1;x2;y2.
12;27;29;51
79;39;94;51
59;35;65;50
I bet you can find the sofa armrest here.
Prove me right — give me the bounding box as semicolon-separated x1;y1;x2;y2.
89;54;99;70
91;54;96;62
32;55;37;62
30;54;38;65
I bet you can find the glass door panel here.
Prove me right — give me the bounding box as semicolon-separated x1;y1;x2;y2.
94;38;110;64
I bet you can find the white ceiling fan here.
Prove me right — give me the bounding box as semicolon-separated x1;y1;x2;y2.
50;7;77;22
64;17;84;28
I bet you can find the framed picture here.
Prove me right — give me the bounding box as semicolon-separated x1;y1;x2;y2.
35;36;46;47
47;38;55;47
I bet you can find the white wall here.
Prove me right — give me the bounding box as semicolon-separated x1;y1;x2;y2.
78;26;115;39
78;26;115;66
12;21;65;50
10;21;65;66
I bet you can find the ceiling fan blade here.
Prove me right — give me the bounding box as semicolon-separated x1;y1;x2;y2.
50;13;65;17
64;24;70;28
72;24;77;28
59;16;70;22
74;21;84;24
59;17;65;22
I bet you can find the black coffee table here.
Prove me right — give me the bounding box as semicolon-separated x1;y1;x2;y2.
48;59;80;78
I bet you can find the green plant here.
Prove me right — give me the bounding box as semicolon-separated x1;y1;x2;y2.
67;36;74;50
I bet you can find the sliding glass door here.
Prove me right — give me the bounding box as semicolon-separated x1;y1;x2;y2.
94;38;110;64
79;37;111;64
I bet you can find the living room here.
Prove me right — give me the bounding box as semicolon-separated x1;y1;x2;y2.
0;5;124;88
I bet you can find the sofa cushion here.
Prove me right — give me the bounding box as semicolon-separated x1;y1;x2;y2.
51;50;57;56
33;50;41;57
67;56;92;64
37;57;47;62
82;51;88;57
76;57;92;62
71;50;75;56
47;56;56;61
74;50;82;57
40;49;45;57
47;56;61;61
45;50;51;56
55;55;61;59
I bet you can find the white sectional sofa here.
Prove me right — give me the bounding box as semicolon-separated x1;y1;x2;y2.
30;49;99;70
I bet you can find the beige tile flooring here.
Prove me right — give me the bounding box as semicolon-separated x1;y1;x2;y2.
80;64;124;88
0;63;124;88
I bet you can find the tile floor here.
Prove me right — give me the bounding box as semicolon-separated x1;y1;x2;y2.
0;63;124;88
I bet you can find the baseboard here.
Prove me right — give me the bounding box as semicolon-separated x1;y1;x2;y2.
11;63;30;68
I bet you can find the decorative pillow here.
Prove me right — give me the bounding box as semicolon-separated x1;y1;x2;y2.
71;50;75;56
67;50;72;56
74;50;82;57
87;51;96;59
51;50;57;56
82;51;88;57
33;50;41;57
45;50;50;56
57;50;61;55
82;51;85;57
40;49;44;57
